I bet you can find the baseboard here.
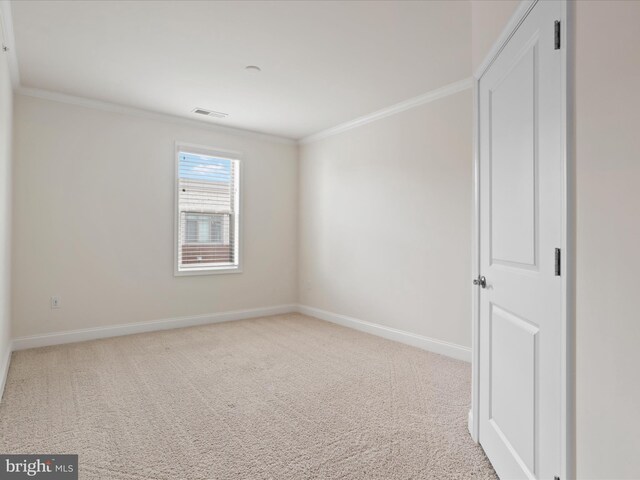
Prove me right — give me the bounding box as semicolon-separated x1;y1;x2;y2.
11;304;298;351
297;305;471;362
10;304;470;362
0;341;12;403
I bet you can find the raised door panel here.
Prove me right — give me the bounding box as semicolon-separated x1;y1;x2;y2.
490;44;538;269
489;304;538;475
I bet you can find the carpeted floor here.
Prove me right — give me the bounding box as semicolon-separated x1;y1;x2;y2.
0;313;496;479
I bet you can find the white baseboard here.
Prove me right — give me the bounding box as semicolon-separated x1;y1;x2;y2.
11;304;298;351
297;305;471;362
9;303;470;364
0;341;12;403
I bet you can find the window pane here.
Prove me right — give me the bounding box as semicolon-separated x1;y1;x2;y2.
177;150;239;273
185;217;197;244
211;217;223;244
197;218;210;243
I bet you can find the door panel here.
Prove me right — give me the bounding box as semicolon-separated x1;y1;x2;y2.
490;44;537;268
490;304;538;472
478;1;563;479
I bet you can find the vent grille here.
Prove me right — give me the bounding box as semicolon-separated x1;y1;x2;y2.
192;108;229;119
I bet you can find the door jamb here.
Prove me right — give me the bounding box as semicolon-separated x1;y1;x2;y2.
469;1;575;479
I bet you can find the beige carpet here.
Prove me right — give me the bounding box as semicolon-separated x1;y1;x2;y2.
0;313;496;479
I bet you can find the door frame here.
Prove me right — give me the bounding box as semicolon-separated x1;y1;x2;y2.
469;0;575;478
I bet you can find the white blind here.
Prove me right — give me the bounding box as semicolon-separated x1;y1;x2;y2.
177;149;240;272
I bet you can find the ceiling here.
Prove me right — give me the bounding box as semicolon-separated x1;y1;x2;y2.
10;0;470;140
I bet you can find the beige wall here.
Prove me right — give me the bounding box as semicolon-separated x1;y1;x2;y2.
299;89;473;348
11;95;298;338
471;0;640;477
575;1;640;478
0;12;13;373
471;0;519;72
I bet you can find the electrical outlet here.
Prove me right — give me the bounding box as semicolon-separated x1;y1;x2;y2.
50;296;61;309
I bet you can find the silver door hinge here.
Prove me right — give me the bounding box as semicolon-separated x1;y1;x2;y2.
555;248;561;276
554;20;561;50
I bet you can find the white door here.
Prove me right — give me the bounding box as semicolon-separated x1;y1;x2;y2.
478;1;564;479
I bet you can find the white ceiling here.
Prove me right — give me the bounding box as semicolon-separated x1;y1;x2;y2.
10;0;470;140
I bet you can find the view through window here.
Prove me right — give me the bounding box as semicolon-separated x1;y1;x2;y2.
176;148;240;273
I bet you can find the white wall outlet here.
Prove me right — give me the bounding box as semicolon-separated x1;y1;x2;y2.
50;296;61;309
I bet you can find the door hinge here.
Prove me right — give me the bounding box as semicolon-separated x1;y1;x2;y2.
554;20;561;50
555;248;561;276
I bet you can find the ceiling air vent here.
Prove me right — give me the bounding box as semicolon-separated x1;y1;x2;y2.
192;108;229;119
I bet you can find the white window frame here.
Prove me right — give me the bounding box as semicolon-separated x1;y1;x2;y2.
174;142;243;276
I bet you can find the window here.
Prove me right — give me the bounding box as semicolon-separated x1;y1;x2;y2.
176;145;240;274
184;214;226;244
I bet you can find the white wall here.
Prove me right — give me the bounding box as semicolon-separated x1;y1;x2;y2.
0;9;13;384
575;2;640;478
11;95;298;338
299;89;473;349
471;0;640;477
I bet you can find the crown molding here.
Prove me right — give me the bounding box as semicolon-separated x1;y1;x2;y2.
16;86;297;145
300;77;473;145
0;0;20;88
5;0;470;147
3;0;294;146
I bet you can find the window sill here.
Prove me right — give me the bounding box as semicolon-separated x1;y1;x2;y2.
174;265;242;277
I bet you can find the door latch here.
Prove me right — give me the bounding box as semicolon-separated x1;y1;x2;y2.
473;276;487;288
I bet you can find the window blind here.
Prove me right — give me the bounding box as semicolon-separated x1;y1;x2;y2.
176;148;240;272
